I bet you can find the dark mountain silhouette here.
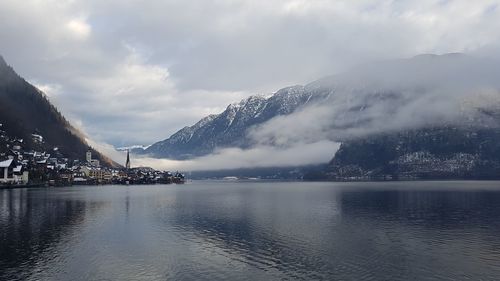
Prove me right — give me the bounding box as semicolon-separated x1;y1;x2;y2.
323;126;500;180
0;55;118;167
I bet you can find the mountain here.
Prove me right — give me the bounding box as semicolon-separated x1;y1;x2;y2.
143;53;500;169
0;55;118;167
323;126;500;180
143;86;324;159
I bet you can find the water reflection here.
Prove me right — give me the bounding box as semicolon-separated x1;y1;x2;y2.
161;183;342;280
0;188;106;279
1;182;500;280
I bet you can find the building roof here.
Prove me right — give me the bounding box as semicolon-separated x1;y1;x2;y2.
0;159;13;168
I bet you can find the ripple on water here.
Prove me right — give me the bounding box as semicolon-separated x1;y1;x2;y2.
2;182;500;280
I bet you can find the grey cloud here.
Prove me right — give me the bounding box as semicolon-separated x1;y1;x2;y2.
133;141;340;171
249;54;500;149
1;0;500;151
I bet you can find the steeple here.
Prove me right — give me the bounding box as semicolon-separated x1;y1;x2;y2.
86;149;92;163
125;149;131;169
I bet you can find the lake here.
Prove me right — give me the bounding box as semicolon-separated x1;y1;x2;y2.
1;181;500;280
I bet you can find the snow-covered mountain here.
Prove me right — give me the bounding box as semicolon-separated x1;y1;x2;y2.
143;86;322;159
142;53;500;168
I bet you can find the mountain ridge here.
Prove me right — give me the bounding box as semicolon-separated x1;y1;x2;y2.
141;53;500;162
142;84;322;159
0;55;119;167
322;125;500;180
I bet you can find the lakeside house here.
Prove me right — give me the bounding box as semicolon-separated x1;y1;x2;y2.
0;159;29;185
1;123;184;186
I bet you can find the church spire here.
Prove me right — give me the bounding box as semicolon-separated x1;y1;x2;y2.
126;149;131;169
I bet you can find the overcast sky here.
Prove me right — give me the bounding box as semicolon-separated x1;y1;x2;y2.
1;0;500;148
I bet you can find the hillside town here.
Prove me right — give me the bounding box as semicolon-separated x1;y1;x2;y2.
0;123;185;187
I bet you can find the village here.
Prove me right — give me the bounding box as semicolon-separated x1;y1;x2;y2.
0;123;185;187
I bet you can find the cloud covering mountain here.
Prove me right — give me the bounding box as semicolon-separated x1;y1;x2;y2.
134;54;500;171
2;0;500;150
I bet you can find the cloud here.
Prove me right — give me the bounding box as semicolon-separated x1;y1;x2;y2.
62;49;251;145
65;18;91;40
132;140;340;171
1;0;500;155
249;54;500;149
86;137;127;165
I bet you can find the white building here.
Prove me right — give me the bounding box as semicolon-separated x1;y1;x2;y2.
31;133;44;144
0;159;29;185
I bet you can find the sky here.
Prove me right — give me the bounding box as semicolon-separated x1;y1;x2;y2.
1;0;500;169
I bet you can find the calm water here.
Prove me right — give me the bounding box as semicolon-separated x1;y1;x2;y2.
1;181;500;280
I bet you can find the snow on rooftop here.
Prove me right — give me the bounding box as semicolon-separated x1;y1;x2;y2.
0;159;13;168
